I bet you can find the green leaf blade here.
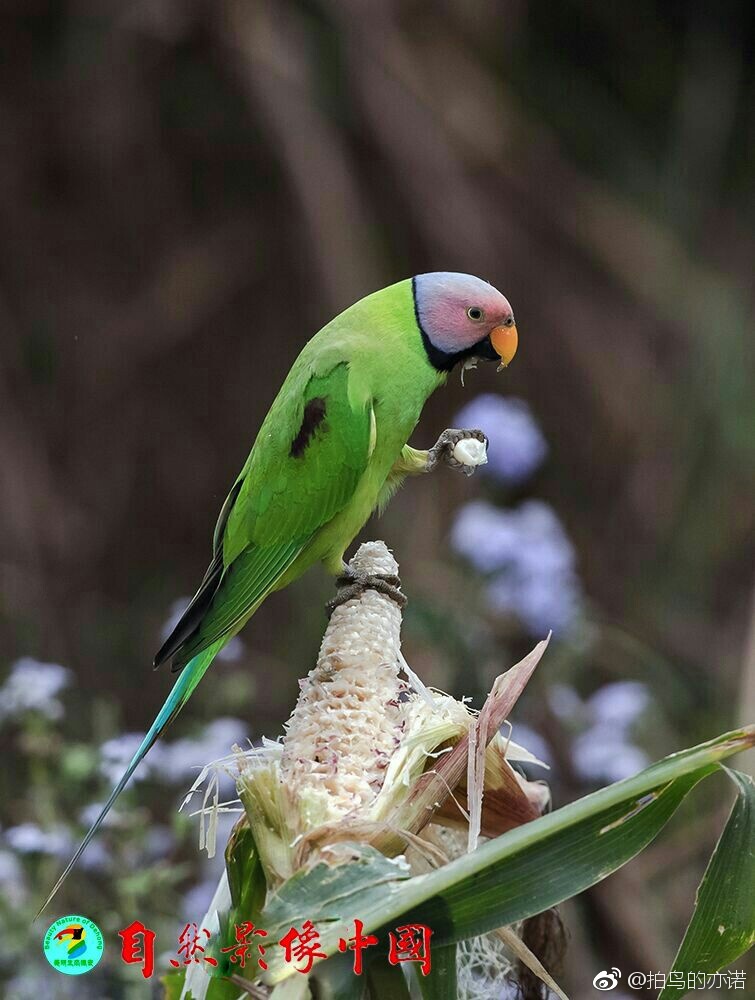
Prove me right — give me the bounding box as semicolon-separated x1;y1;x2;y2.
404;772;707;945
416;942;457;1000
659;768;755;998
259;728;753;985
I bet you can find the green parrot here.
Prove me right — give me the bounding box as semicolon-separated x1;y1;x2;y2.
38;271;517;915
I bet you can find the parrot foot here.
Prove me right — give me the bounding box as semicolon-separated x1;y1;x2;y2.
326;567;407;617
426;428;488;477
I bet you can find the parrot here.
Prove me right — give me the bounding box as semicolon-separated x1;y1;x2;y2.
37;271;518;916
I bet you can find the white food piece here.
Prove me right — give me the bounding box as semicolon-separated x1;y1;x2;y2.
453;437;488;468
460;357;478;386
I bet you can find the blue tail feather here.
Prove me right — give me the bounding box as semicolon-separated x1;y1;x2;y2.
34;641;222;920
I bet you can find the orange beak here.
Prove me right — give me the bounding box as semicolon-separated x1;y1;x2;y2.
490;323;518;369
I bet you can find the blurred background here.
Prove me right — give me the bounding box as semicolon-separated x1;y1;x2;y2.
1;1;753;997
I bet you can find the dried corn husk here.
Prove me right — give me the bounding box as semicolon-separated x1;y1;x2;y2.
182;541;553;1000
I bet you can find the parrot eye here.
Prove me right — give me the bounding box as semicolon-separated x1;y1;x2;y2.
504;315;515;327
467;306;485;322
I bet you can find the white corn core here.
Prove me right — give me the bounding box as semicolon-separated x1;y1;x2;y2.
280;542;406;823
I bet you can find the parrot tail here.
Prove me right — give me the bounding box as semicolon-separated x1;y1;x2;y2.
34;639;224;920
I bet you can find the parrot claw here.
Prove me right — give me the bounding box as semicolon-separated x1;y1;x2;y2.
326;567;407;617
426;428;488;476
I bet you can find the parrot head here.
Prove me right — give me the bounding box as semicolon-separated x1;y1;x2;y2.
413;271;518;374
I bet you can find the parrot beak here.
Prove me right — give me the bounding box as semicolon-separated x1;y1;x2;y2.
490;323;518;370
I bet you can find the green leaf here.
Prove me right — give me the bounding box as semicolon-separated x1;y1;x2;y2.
226;818;267;924
201;822;270;1000
162;968;187;1000
260;727;752;982
365;958;412;999
264;848;411;930
659;768;755;998
416;942;456;1000
308;951;366;999
270;977;312;999
408;771;704;945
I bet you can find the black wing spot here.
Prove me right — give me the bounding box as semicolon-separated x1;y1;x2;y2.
290;397;327;457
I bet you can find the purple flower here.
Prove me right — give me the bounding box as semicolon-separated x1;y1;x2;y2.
450;501;521;573
488;502;581;635
547;684;583;721
5;823;72;858
217;637;244;662
99;718;249;791
181;879;219;922
77;839;111;873
99;733;169;784
569;681;650;784
0;849;27;906
154;717;249;784
143;825;176;861
0;658;71;722
452;500;581;635
454;394;547;484
586;682;650;729
571;724;649;784
78;802;122;829
7;971;88;1000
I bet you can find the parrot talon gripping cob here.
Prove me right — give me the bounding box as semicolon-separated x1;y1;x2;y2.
326;567;407;617
37;271;518;917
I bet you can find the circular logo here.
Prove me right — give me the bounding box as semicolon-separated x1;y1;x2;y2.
43;915;104;975
593;968;621;991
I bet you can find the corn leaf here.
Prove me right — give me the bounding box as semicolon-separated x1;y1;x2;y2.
162;969;187;1000
416;942;457;1000
402;770;704;945
308;951;366;999
181;822;268;1000
365;959;412;999
260;727;753;982
658;768;755;998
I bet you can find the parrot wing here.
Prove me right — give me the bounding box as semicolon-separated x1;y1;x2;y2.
158;360;373;670
152;476;241;667
37;360;373;918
